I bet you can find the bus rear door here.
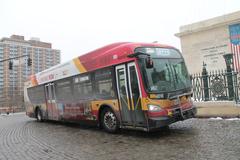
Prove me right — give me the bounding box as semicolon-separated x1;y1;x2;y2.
45;83;58;120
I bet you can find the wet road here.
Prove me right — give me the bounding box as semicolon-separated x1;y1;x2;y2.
0;114;240;160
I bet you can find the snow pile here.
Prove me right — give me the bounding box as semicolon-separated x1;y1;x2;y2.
0;112;25;116
209;117;223;120
226;118;240;121
209;117;240;121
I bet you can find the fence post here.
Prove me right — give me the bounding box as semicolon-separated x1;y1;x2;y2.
233;71;239;102
202;62;209;101
223;54;234;100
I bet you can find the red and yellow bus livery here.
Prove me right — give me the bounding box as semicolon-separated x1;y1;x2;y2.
24;42;196;132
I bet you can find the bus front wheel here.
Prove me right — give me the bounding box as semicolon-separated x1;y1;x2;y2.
101;108;119;133
36;108;43;122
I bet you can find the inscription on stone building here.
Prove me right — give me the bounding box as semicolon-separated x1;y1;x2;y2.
200;44;228;70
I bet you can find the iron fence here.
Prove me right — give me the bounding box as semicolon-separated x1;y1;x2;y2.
191;69;240;103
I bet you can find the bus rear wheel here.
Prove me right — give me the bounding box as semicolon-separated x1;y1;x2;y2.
101;108;119;133
36;108;43;122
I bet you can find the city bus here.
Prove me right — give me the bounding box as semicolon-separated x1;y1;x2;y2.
24;42;196;132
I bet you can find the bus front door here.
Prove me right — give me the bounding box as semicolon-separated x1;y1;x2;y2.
116;63;146;127
116;65;133;125
127;62;146;127
45;83;58;120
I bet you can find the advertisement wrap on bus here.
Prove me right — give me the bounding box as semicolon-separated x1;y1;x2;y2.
24;42;196;132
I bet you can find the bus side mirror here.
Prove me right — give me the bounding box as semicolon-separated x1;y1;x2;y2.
146;56;153;68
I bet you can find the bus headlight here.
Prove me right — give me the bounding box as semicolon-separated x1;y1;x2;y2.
148;104;161;111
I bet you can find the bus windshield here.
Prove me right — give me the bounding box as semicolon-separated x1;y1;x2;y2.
137;48;191;93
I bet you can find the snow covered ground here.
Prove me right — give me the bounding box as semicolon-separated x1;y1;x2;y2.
209;117;240;120
0;112;25;117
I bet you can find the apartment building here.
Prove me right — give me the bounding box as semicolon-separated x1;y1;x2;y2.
0;35;60;109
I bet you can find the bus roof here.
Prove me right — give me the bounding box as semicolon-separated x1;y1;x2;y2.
28;42;175;87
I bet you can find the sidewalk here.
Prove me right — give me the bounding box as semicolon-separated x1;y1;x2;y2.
0;112;25;116
195;101;240;118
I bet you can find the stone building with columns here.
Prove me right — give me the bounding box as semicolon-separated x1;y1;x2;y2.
176;11;240;74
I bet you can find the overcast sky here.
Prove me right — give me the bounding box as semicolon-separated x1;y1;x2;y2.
1;0;240;62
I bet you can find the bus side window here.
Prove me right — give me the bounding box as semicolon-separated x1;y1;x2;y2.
95;68;116;99
28;85;45;104
73;74;93;101
55;78;73;103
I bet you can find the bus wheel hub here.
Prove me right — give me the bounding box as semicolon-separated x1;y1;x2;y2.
104;112;116;129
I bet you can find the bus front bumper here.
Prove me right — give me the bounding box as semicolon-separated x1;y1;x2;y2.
147;106;197;130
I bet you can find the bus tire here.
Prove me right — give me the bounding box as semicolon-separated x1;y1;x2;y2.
101;108;119;133
36;108;43;122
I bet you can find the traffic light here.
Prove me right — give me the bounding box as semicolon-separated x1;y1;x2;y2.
9;61;13;70
27;58;32;66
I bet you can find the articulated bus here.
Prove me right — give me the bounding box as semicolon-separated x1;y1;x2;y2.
24;42;196;132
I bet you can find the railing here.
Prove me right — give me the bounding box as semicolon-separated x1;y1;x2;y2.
191;69;240;103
